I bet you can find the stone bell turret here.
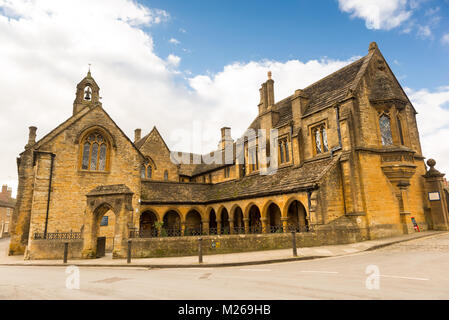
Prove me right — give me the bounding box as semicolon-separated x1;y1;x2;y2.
73;66;101;115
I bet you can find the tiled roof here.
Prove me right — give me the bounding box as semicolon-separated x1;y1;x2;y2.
141;156;339;204
87;184;134;196
244;54;371;132
302;56;368;116
0;199;15;208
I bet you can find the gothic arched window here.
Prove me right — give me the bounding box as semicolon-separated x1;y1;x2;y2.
312;124;328;155
141;164;153;179
379;114;393;146
81;132;109;171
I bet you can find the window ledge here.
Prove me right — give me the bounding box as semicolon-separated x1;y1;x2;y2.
78;170;110;175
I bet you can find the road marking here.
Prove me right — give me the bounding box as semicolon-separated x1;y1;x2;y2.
380;275;429;281
300;270;339;274
239;269;272;272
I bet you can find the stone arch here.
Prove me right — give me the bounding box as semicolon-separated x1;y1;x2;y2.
266;202;282;233
247;204;262;234
208;208;218;235
220;207;230;235
139;210;158;237
76;125;117;149
185;209;202;236
287;200;308;232
162;210;182;237
231;205;244;234
82;185;134;259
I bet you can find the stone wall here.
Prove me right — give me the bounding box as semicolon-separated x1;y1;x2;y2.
127;227;365;259
27;239;83;260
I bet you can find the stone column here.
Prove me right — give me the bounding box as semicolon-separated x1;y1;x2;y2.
423;159;449;230
261;218;268;233
398;182;414;234
229;219;234;235
181;222;186;236
243;218;249;234
202;220;209;235
217;220;222;235
281;217;288;233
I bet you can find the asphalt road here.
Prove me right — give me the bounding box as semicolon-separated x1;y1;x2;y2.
1;233;449;300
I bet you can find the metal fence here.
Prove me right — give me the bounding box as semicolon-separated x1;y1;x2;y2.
33;232;82;240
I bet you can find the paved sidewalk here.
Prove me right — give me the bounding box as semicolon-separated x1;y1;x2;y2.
0;230;446;268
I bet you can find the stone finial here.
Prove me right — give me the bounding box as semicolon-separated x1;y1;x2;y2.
26;126;37;148
424;158;445;178
268;71;272;80
369;42;378;52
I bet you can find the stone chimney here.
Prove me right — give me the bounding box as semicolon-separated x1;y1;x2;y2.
219;127;233;150
258;71;275;115
26;126;37;148
0;185;12;202
291;89;309;127
134;128;142;143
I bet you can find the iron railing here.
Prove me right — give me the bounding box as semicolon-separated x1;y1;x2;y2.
33;232;82;240
130;229;158;238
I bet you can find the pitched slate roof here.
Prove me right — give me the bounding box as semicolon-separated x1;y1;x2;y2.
141;155;339;204
0;199;15;208
302;55;370;116
87;184;134;196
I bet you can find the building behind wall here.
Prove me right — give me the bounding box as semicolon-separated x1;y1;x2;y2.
7;42;449;259
0;185;16;238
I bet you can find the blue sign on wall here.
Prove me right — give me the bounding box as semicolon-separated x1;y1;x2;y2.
100;216;108;226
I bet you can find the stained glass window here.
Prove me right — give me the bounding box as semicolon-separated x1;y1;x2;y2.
322;128;329;152
81;132;108;171
82;142;90;170
279;142;284;163
379;115;393;146
312;124;328;155
278;138;290;164
147;166;152;179
315;129;322;154
397;116;404;145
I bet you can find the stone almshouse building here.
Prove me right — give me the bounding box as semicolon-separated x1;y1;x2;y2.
9;42;449;259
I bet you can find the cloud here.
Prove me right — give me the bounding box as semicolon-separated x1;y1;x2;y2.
442;34;449;45
1;0;448;198
417;25;432;39
169;38;180;45
338;0;412;30
406;86;449;174
166;54;181;67
0;0;364;196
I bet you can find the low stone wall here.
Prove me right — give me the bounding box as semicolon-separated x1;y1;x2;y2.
127;226;366;259
26;239;83;260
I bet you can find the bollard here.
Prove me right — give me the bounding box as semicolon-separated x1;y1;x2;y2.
127;239;132;264
291;231;297;257
198;237;203;263
63;242;68;264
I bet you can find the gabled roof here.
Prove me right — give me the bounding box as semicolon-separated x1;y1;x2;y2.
302;54;371;116
25;104;145;160
135;126;170;152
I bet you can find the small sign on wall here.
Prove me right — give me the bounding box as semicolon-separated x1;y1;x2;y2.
100;216;108;226
428;192;441;201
